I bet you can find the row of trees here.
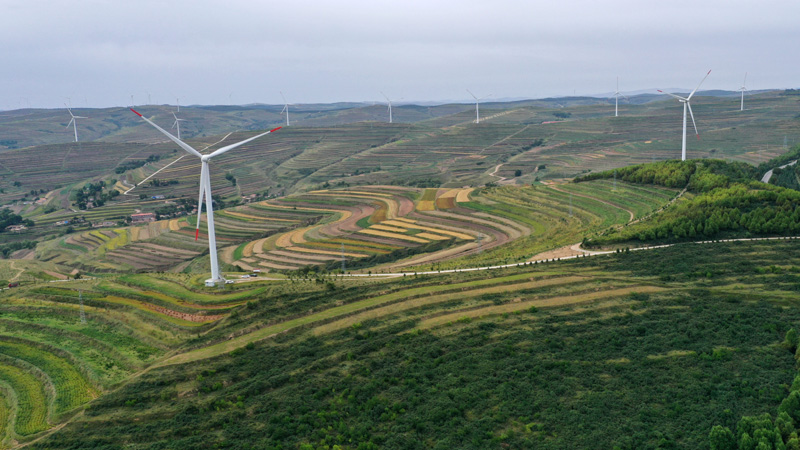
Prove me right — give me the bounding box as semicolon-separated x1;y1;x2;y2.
588;182;800;245
576;159;760;193
580;157;800;246
114;154;161;174
576;160;696;188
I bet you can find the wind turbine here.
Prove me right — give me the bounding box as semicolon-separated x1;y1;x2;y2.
658;70;711;161
130;108;281;286
737;73;748;111
380;91;394;123
612;77;628;117
280;91;292;126
171;112;186;139
467;89;491;123
65;104;88;142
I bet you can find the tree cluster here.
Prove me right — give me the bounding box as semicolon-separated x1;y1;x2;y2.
0;208;32;232
73;181;119;209
709;329;800;450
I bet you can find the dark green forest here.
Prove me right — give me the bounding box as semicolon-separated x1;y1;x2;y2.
577;150;800;247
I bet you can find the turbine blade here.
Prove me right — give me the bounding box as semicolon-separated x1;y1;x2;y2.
130;108;203;158
466;89;477;100
743;72;747;86
380;91;390;102
687;102;699;138
687;69;712;100
66;118;74;129
206;127;282;159
196;163;207;240
657;90;686;101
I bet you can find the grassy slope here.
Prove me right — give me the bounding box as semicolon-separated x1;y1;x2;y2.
29;239;800;450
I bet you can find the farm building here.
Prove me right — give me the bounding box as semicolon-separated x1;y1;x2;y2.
5;224;26;232
131;213;156;223
92;221;116;228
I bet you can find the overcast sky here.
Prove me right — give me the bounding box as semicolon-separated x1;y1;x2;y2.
2;0;798;109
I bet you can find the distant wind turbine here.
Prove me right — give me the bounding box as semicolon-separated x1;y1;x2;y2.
612;77;628;117
380;91;394;123
737;73;748;111
176;98;181;112
280;91;292;126
171;112;186;139
130;108;281;286
658;70;711;161
467;89;491;124
65;104;88;142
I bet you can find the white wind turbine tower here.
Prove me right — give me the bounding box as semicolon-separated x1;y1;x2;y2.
171;112;186;139
467;89;491;123
612;77;628;117
658;70;711;161
280;91;292;126
65;104;88;142
737;73;748;111
380;91;394;123
130;108;281;286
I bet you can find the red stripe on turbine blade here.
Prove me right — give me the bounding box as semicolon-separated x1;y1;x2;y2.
696;134;701;140
270;127;282;133
130;108;142;117
195;229;199;241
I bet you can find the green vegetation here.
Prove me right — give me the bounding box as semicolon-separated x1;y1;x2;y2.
581;158;800;247
0;208;31;232
24;239;800;449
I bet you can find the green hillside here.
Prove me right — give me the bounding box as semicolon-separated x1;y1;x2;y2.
577;152;800;247
17;239;800;450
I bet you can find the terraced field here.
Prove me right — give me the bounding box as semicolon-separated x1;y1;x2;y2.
218;181;677;274
0;266;305;447
24;239;800;449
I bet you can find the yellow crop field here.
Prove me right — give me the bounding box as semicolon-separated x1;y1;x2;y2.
416;201;436;211
224;211;297;222
310;189;393;197
242;240;256;257
438;188;460;199
456;188;475;203
276;228;309;248
394;217;417;224
358;229;429;243
371;224;408;233
381;220;475;240
416;232;449;240
90;231;110;241
169;219;182;231
288;246;368;258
